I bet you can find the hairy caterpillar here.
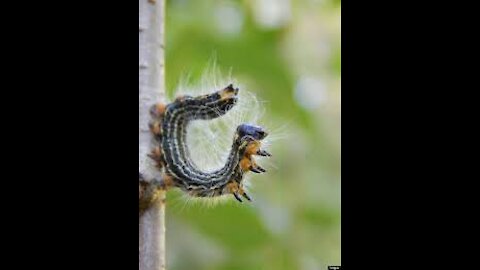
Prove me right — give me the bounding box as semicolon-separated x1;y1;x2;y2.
148;84;271;202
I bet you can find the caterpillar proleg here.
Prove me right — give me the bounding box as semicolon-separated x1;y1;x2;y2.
149;84;271;203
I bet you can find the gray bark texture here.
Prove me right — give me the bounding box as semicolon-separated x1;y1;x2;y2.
139;0;166;269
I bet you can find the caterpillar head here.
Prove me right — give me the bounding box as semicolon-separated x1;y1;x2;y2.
212;84;239;114
187;83;239;106
175;84;239;120
235;123;270;155
237;123;268;141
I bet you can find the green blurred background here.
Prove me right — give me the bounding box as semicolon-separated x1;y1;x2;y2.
164;0;340;269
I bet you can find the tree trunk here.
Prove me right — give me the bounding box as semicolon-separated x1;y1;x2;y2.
139;0;166;269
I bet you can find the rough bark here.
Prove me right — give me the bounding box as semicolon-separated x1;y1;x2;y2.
139;0;166;269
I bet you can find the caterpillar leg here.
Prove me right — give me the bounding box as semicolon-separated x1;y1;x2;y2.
238;185;252;201
148;145;165;169
239;156;265;173
245;140;272;159
226;181;251;202
149;102;167;119
161;173;176;190
148;102;167;142
256;149;272;157
245;140;262;157
250;164;266;173
148;102;166;168
233;192;243;203
149;120;162;136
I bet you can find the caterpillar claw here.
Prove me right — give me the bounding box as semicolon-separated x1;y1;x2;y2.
256;165;266;173
242;192;252;201
233;193;243;203
257;149;271;157
250;166;266;173
250;167;261;173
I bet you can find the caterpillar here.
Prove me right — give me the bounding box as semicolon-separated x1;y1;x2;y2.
148;84;271;202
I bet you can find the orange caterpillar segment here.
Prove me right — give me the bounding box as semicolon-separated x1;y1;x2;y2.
226;181;239;193
149;120;162;136
219;85;238;101
150;102;166;118
161;173;175;190
240;141;267;174
245;140;261;157
148;146;164;169
256;149;272;157
239;157;252;172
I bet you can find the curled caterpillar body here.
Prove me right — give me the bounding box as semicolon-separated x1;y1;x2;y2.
149;84;270;202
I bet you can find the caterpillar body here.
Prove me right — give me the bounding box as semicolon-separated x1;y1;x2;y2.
149;84;270;203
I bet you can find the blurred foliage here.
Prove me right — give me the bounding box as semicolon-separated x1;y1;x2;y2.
164;0;340;269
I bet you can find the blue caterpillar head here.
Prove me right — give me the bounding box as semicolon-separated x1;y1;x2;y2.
236;123;268;141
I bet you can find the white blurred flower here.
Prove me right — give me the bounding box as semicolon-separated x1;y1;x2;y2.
294;76;328;110
252;0;291;29
214;2;244;36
